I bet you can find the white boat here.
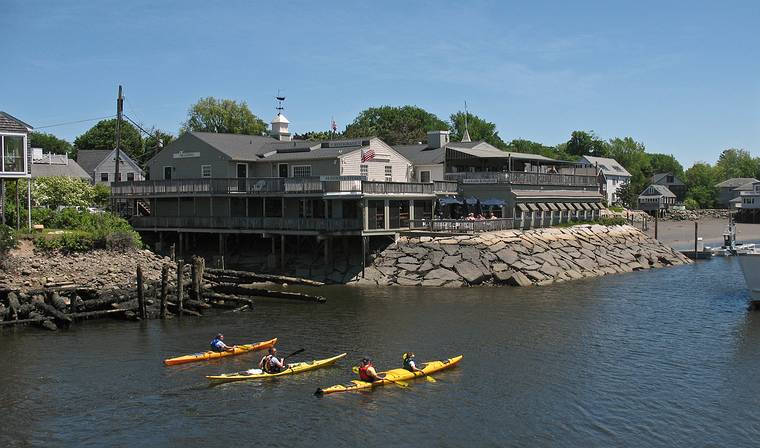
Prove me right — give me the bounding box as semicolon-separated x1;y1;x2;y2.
737;250;760;300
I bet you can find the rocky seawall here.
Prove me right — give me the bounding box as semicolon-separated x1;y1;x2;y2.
354;225;691;287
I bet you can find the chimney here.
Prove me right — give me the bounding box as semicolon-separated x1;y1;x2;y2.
426;130;450;149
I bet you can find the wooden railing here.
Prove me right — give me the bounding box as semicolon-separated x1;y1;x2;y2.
131;216;362;231
433;180;459;194
362;181;434;195
444;171;598;187
409;218;516;232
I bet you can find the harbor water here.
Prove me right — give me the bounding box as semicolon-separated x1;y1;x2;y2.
1;257;759;447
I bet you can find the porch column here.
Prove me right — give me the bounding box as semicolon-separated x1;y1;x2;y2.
262;197;267;217
409;200;415;222
384;199;390;229
1;180;5;225
26;178;31;230
362;199;368;230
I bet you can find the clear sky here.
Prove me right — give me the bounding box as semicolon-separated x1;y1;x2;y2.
3;0;758;166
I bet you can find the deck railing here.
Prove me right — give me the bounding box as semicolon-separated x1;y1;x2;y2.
409;218;516;232
361;181;434;195
131;216;362;232
444;171;598;187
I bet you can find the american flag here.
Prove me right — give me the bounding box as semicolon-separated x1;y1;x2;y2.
361;147;375;162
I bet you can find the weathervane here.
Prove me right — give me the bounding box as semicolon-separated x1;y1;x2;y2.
276;89;286;115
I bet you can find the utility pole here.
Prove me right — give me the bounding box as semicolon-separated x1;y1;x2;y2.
115;85;123;183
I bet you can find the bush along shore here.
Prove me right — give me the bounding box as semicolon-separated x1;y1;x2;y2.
0;246;326;332
354;224;692;287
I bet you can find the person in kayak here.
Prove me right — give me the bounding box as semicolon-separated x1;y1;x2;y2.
402;352;423;373
210;333;235;352
358;358;384;382
259;347;286;373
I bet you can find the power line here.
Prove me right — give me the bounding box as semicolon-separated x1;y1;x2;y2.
34;114;116;129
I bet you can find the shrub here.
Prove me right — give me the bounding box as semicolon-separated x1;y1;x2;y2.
598;216;627;226
608;205;625;213
0;224;18;254
684;198;699;210
31;210;141;252
34;231;95;253
105;231;139;251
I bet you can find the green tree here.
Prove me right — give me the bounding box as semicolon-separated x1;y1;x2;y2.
614;182;637;208
30;132;74;156
73;119;142;160
137;129;175;166
714;148;758;181
647;153;684;177
607;137;651;200
344;105;448;145
31;177;96;209
508;139;571;160
565;131;608;157
180;97;267;135
294;131;340;141
449;111;506;148
684;162;717;208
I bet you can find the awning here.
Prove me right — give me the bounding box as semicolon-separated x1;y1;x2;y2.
537;203;549;211
570;203;582;210
555;203;567;211
527;203;539;211
581;203;592;210
547;203;559;211
464;197;479;205
438;197;463;205
481;198;506;206
591;202;602;210
517;203;529;212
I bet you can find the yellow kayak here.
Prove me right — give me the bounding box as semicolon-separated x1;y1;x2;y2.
206;353;347;384
315;355;463;395
163;338;277;366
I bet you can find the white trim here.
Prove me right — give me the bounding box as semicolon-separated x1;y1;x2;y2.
236;163;248;178
201;164;212;178
0;132;28;176
93;148;145;177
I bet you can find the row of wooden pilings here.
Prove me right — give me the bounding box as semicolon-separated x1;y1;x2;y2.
135;256;206;320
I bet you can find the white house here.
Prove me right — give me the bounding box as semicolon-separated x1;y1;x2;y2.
77;149;145;185
579;155;631;204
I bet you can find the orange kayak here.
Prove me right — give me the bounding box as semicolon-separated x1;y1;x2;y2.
163;337;277;366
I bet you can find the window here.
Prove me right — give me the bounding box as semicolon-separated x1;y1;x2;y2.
667;175;674;183
278;163;288;178
420;171;431;183
163;166;172;180
360;164;368;178
201;165;212;178
384;165;392;182
292;165;312;177
2;134;25;173
100;172;109;182
127;172;135;181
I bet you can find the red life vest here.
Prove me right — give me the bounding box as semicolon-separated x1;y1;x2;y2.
358;363;374;381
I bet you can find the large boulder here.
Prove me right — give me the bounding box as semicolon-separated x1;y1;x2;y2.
496;248;519;265
454;261;489;284
424;268;461;282
440;255;461;269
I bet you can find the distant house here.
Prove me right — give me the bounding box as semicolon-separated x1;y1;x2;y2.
650;172;687;202
638;184;676;216
715;177;759;208
31;148;90;180
578;155;631;204
77;149;145;185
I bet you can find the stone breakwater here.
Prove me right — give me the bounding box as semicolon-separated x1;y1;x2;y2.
355;225;691;287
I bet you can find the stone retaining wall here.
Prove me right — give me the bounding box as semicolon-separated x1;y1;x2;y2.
354;225;691;287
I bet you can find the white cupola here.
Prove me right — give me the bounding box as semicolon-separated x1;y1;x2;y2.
270;94;292;141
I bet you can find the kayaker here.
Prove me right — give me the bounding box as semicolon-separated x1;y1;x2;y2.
210;333;235;353
259;347;285;373
357;358;383;382
402;352;423;373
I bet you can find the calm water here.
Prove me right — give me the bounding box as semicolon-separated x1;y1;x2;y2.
1;257;759;447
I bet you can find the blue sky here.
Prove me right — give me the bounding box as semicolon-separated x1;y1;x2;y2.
3;0;758;166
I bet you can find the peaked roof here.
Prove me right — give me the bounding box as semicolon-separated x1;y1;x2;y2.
393;140;562;165
733;181;759;191
580;155;631;177
650;172;685;185
0;111;33;132
715;177;759;188
461;128;471;143
31;159;90;179
639;184;676;198
77;150;112;175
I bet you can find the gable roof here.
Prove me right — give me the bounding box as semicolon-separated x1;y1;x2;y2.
715;177;759;188
580;155;631;177
189;132;279;161
93;149;144;175
733;181;759;192
77;150;112;175
31;159;91;179
639;184;676;198
650;172;685;185
0;112;33;132
394;140;562;165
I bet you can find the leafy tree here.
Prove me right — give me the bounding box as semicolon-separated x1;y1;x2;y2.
614;182;637;208
647;153;684;177
565;131;608;157
344;105;448;145
31;177;97;209
684;162;717;208
714;148;758;181
180;97;267;135
508;139;571;160
607;137;651;200
137;129;175;166
449;111;506;148
73;119;142;160
30;132;74;156
294;131;340;141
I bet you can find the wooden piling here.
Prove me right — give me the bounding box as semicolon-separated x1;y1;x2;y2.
169;243;176;261
176;258;184;317
160;264;169;319
694;221;699;255
654;212;658;240
136;265;146;319
191;257;201;302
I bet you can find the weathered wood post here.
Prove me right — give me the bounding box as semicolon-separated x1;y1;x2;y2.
654;212;658;240
160;264;169;319
15;179;20;230
191;257;201;302
694;221;699;255
177;258;184;317
136;265;146;319
169;244;176;261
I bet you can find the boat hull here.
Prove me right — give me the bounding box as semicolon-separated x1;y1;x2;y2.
206;353;347;384
738;254;760;300
316;355;463;395
163;338;278;366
